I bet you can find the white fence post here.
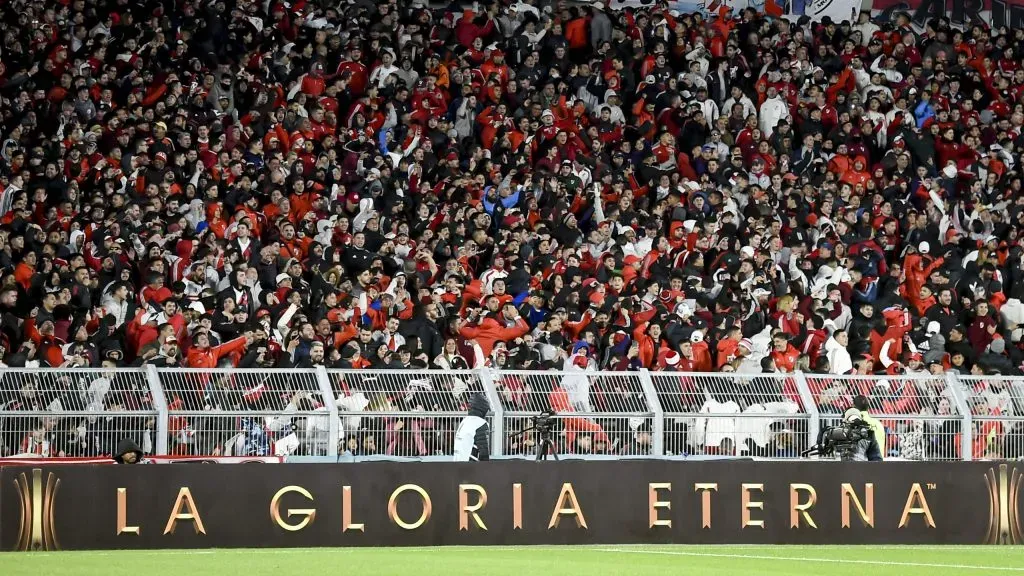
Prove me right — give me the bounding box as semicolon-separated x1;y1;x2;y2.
314;366;340;457
946;371;973;462
792;371;820;453
146;365;169;456
637;369;664;456
478;368;504;457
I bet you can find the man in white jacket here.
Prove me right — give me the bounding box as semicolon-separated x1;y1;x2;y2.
723;86;757;120
695;87;719;123
758;86;790;137
853;12;880;46
825;330;853;375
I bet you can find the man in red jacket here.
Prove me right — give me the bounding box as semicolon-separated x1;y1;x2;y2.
186;331;250;368
770;332;801;373
458;303;529;356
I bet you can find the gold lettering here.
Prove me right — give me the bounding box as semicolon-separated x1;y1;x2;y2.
270;486;316;532
741;483;765;529
547;483;588;529
841;483;875;528
789;484;818;529
388;485;432;530
163;488;206;535
513;483;523;530
342;485;364;532
459;484;488;531
116;488;140;535
648;483;672;528
694;483;718;529
899;483;936;528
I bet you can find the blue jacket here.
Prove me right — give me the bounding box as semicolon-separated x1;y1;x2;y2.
482;186;521;215
914;101;935;128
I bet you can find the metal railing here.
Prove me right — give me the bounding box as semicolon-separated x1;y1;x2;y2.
2;368;1024;460
494;370;656;456
330;369;489;458
803;373;968;461
651;372;813;458
0;368;158;458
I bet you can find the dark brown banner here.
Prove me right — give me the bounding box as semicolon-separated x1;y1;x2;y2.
0;461;1018;550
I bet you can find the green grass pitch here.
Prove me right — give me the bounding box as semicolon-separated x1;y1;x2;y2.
2;545;1023;575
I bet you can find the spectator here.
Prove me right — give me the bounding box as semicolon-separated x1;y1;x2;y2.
0;0;1023;462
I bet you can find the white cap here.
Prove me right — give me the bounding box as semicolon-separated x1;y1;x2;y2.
676;302;693;318
690;330;704;343
926;321;941;336
942;164;958;179
918;241;930;254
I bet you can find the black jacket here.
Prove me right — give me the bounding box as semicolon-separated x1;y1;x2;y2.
400;315;443;360
468;394;491;461
454;393;491;462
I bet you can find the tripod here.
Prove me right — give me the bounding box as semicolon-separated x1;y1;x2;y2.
510;424;559;461
534;426;559;461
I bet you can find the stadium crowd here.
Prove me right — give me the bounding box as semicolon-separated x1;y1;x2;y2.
3;0;1024;455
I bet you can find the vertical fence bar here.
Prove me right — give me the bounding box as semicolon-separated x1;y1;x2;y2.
637;369;664;456
147;365;169;456
478;368;504;457
946;371;972;462
792;371;820;454
314;366;340;457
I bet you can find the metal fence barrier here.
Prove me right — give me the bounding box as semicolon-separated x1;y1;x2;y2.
0;368;159;458
495;370;656;457
3;368;1024;460
329;369;489;458
803;373;969;461
651;372;813;458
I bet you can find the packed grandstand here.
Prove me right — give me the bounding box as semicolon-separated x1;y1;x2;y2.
0;0;1023;461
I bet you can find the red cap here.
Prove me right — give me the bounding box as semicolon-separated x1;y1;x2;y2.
345;192;360;204
155;152;167;161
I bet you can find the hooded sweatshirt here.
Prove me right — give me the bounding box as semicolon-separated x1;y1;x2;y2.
453;393;490;461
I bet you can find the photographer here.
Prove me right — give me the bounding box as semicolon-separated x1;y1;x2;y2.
453;393;491;462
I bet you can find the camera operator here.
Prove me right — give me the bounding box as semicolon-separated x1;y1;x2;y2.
840;407;883;462
853;395;885;458
454;393;490;462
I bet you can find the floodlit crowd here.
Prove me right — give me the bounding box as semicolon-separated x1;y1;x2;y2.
2;0;1024;459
